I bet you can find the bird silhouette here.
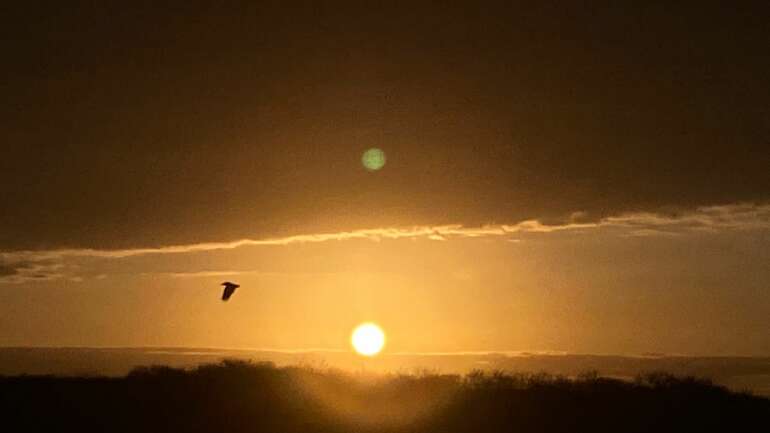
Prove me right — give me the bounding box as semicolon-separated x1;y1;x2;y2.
221;281;240;301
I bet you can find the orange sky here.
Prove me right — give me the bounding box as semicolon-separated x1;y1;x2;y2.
1;3;769;357
2;204;769;356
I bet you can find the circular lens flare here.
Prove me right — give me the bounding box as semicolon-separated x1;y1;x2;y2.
362;148;386;171
351;323;386;356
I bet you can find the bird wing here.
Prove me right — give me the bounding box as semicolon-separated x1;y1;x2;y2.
222;284;237;301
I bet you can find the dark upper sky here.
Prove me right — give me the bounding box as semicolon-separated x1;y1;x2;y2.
2;1;769;250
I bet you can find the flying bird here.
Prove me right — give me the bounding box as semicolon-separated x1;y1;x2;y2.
221;281;240;301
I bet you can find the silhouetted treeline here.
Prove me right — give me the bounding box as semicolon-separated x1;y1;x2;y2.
0;360;766;433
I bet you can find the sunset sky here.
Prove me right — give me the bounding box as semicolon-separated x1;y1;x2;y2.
1;2;769;356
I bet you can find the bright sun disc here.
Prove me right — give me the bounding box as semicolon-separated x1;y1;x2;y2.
351;323;386;356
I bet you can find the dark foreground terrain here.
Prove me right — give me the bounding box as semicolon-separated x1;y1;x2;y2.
1;360;767;433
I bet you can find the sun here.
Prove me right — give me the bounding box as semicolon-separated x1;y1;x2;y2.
351;323;386;356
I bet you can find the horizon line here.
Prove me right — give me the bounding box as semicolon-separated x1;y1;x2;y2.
1;345;767;359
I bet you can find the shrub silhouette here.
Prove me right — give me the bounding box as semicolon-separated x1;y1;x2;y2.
1;360;766;432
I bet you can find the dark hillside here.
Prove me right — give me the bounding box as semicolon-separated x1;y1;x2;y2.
1;361;766;433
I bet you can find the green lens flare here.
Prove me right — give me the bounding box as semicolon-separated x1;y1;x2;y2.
362;148;386;171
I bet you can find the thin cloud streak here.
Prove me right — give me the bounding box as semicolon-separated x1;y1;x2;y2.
164;270;259;279
3;203;769;260
1;203;768;284
388;350;571;357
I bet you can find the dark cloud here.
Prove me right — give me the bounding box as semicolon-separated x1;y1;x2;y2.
0;258;67;283
0;263;20;277
2;2;769;250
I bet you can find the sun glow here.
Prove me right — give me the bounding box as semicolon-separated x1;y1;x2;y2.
351;323;386;356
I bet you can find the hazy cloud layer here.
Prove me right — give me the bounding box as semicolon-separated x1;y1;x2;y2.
2;203;768;284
